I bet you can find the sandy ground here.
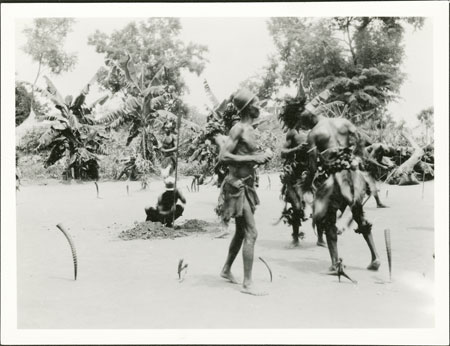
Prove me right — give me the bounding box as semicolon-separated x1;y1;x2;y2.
16;174;435;329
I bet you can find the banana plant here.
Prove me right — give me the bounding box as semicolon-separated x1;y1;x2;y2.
36;69;109;180
96;53;198;163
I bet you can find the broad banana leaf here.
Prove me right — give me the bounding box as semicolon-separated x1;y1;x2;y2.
89;95;109;109
150;66;168;86
67;111;80;130
45;140;67;167
96;96;141;125
35;84;66;109
43;76;66;106
150;94;167;110
143;85;166;98
123;52;141;90
126;122;142;146
65;95;73;107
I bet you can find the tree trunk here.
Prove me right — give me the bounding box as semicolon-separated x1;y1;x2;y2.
386;132;424;185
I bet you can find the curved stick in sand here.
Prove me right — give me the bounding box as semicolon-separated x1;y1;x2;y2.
94;181;100;198
384;229;392;281
258;256;273;282
56;223;78;280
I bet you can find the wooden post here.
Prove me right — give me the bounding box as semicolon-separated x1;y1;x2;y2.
172;110;182;226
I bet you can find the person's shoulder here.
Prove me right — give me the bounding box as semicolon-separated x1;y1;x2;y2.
229;122;245;137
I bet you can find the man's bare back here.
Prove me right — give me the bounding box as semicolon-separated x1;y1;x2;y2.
308;118;358;157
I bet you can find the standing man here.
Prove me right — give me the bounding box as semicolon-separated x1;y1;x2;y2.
299;91;381;273
160;122;178;178
278;99;326;247
217;88;273;295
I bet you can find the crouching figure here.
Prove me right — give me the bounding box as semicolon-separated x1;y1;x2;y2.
145;177;186;227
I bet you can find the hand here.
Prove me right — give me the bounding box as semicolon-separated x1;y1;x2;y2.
263;149;274;163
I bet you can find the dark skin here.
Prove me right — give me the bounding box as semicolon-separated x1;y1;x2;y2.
156;188;186;213
280;128;326;248
218;100;273;296
304;111;380;272
159;127;177;178
364;143;394;208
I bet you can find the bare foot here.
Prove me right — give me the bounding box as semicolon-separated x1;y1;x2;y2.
316;239;327;248
241;284;268;296
215;230;230;239
367;259;381;271
377;204;389;208
220;270;239;284
287;239;300;249
326;264;339;275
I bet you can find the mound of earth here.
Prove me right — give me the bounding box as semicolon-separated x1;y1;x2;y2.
119;219;219;240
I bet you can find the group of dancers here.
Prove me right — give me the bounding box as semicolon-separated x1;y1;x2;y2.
146;82;395;295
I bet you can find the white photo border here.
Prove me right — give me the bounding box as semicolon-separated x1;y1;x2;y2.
1;2;448;345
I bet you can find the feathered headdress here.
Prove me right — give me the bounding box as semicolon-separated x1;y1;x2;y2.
278;73;309;131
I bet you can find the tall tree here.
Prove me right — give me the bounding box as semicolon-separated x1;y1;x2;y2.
262;17;424;126
21;18;78;115
87;18;208;101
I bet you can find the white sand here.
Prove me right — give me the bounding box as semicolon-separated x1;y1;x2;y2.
16;175;434;328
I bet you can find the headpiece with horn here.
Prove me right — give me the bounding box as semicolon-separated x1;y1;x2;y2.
277;72;308;131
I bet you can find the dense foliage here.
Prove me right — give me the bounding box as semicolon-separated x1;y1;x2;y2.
36;72;109;180
255;17;425;127
87;18;208;98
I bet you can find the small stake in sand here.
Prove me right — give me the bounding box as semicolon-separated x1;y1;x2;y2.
384;229;392;282
178;259;188;282
421;171;425;199
258;257;273;282
126;184;129;196
55;223;78;280
266;175;271;190
328;258;357;284
385;189;389;198
94;181;100;198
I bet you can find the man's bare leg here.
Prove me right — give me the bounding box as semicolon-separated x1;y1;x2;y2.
288;209;301;248
324;227;339;273
351;203;380;270
220;217;244;284
316;228;327;247
319;209;339;271
368;176;388;208
241;200;267;296
286;190;302;248
374;194;388;208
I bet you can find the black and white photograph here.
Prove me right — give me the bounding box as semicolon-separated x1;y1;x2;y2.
1;2;449;345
